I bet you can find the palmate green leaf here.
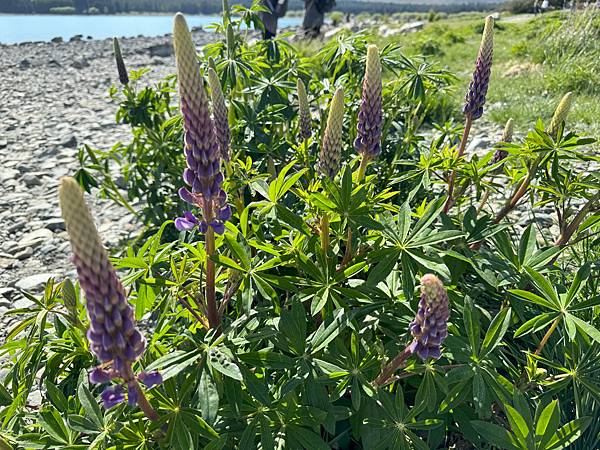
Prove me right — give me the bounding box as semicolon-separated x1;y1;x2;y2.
524;268;560;308
566;313;600;343
513;312;557;338
509;290;558;311
77;383;103;428
207;348;243;381
471;421;520;450
287;424;329;450
535;400;560;450
197;369;219;425
504;405;530;444
546;417;591;450
146;349;203;381
480;308;511;359
309;309;354;354
38;408;71;445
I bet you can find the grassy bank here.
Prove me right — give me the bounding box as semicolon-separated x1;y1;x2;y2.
364;9;600;135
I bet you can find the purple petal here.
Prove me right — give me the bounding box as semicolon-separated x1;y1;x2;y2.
175;213;198;231
199;221;208;233
178;187;195;205
138;371;163;388
89;368;112;384
101;385;125;409
210;221;225;235
127;382;138;405
217;205;232;221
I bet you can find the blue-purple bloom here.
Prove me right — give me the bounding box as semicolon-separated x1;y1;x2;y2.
102;385;125;409
138;371;163;388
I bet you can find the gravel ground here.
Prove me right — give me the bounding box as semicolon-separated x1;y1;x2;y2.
0;31;214;336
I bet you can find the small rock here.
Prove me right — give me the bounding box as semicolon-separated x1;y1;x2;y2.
15;273;60;292
22;173;42;187
71;59;90;69
61;135;78;148
70;34;83;42
0;258;14;270
44;218;66;231
13;297;35;309
14;247;33;260
399;21;426;33
148;43;172;58
51;37;64;44
0;288;14;301
0;140;7;149
17;228;54;249
19;59;31;69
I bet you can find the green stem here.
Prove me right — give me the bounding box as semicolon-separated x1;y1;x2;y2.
444;115;473;214
320;213;330;254
555;193;599;247
124;365;159;422
357;155;369;183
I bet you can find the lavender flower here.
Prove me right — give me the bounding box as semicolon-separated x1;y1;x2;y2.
207;67;231;161
317;87;345;179
59;177;160;413
548;92;573;138
354;45;383;160
113;37;129;86
408;274;450;360
297;78;312;140
463;16;494;120
490;117;514;170
173;13;231;234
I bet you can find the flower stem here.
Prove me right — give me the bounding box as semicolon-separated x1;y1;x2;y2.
205;227;220;330
320;213;330;253
124;365;159;422
444;115;473;214
373;344;413;387
554;193;599;247
357;155;369;183
534;315;561;356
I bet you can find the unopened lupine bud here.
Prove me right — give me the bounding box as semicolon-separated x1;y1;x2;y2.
297;78;312;140
62;278;80;324
208;67;231;161
408;274;450;360
317;87;345;179
354;45;383;160
463;16;494;120
490;118;514;169
59;177;160;409
548;92;573;138
113;37;129;86
173;13;230;234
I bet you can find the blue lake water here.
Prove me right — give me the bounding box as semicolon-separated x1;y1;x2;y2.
0;14;303;44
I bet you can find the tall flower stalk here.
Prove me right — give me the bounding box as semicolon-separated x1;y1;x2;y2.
445;16;494;213
355;44;383;182
317;87;344;253
59;177;160;419
297;78;312;167
173;13;231;330
208;66;231;163
113;37;129;86
374;274;450;387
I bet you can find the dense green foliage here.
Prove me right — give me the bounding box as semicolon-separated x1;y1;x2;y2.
2;8;600;450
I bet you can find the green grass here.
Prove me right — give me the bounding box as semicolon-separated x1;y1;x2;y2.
369;10;600;137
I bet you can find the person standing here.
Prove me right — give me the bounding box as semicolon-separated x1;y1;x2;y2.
302;0;336;38
259;0;289;39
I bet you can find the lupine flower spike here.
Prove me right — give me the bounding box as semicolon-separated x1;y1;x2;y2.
173;12;228;330
463;16;494;121
297;78;312;141
317;87;345;179
113;37;129;86
548;92;573;138
374;274;450;386
59;177;160;419
355;44;383;181
207;67;231;162
173;13;231;234
408;274;450;360
445;15;494;213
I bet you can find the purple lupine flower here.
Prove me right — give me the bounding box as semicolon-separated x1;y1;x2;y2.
463;16;494;120
102;385;125;409
113;37;129;86
354;45;383;160
173;13;230;234
208;67;231;161
59;177;161;411
138;371;163;388
408;274;450;360
297;78;312;140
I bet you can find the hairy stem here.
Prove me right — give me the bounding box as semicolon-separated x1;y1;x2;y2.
124;365;159;422
373;344;413;387
320;213;330;253
205;227;220;330
555;193;599;247
357;155;369;183
444;114;473;214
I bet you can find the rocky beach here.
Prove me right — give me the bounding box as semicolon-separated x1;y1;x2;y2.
0;30;214;336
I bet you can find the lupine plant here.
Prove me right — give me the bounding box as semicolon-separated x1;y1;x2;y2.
2;9;600;450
